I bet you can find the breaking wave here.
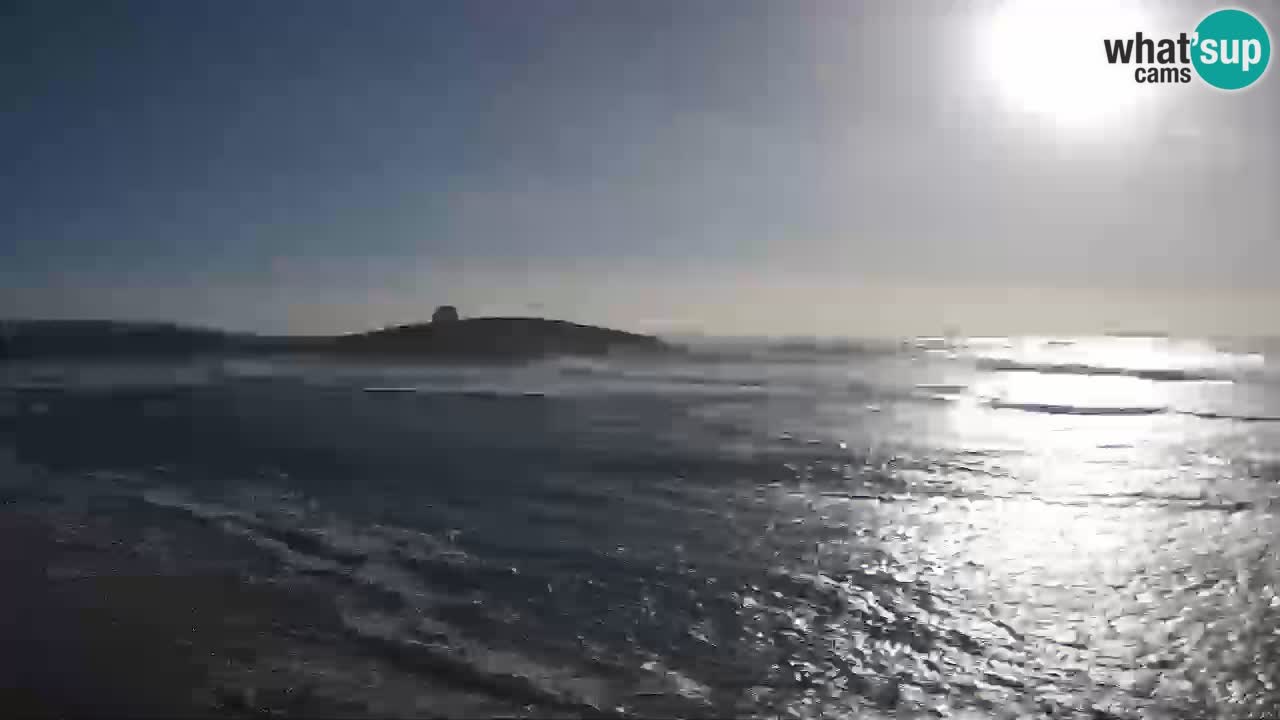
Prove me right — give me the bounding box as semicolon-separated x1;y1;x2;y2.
975;358;1228;383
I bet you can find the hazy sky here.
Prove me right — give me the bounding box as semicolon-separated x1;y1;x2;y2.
4;0;1278;336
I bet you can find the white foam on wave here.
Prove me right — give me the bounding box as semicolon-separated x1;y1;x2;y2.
139;486;467;596
335;602;617;713
132;481;714;714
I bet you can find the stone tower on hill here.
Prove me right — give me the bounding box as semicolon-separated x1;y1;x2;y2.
431;305;460;324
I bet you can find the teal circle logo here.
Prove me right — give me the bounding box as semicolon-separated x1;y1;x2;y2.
1192;8;1271;90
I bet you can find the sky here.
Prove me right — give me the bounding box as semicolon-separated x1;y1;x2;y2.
3;0;1278;337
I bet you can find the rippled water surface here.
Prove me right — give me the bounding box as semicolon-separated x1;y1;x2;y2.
2;336;1279;718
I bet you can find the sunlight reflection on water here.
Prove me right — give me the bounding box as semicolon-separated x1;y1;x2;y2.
748;338;1280;718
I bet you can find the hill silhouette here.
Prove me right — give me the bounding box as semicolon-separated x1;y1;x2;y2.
0;316;666;361
331;317;663;358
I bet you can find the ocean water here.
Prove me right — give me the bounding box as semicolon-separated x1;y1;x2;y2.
2;336;1279;718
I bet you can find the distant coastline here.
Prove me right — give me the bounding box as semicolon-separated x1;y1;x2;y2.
0;312;668;362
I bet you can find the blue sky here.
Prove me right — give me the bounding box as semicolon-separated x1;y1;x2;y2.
4;0;1278;336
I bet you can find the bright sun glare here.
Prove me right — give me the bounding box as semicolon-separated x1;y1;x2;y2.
980;0;1162;131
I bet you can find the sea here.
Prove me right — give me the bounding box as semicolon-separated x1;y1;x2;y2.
1;335;1279;719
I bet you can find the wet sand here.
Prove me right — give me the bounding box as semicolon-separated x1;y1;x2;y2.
0;508;545;718
0;510;377;717
0;512;215;716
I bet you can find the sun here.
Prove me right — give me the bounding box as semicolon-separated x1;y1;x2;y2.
978;0;1161;132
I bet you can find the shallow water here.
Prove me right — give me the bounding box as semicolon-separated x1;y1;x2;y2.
2;336;1278;718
